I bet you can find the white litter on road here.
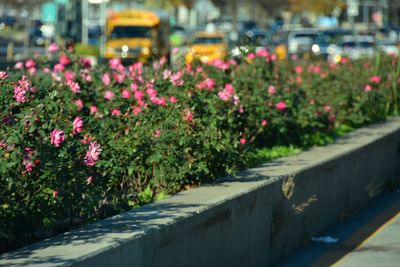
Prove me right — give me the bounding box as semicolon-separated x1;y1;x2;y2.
311;236;338;244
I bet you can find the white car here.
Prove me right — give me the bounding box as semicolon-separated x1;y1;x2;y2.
327;35;375;63
377;39;399;56
287;28;319;56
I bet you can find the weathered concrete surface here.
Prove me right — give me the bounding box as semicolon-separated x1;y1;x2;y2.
2;118;400;267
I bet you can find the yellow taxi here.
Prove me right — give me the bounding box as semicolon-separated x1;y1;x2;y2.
185;32;227;64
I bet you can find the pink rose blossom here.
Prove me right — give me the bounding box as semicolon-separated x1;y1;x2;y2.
163;69;172;80
261;119;268;126
43;67;50;73
102;73;111;86
104;90;114;100
256;49;269;57
59;55;70;66
370;76;381;84
169;96;177;103
73;116;84;135
0;71;8;80
122;89;131;99
87;176;93;184
50;128;65;147
109;58;121;69
172;47;179;55
84;141;101;166
240;138;247;145
64;71;75;83
154;129;161;139
48;43;59;53
218;83;235;101
68;81;80;93
247;53;256;60
204;78;215;90
90;105;98;114
15;61;24;70
75;99;83;111
25;59;35;69
364;84;373;92
111;109;122;116
323;105;333;113
268;85;276;96
53;63;65;73
53;190;59;197
184;109;194;123
294;66;303;74
276;101;287;111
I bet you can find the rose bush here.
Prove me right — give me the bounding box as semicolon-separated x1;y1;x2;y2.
1;47;399;253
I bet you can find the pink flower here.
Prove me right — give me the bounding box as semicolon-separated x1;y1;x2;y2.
73;116;84;135
84;141;101;166
276;101;287;111
87;176;93;185
155;97;167;106
218;83;235;102
104;90;114;100
68;81;80;93
294;66;303;74
0;71;8;80
364;84;373;92
13;75;35;103
256;49;269;57
261;119;268;126
172;47;179;55
323;105;333;113
53;190;59;197
163;69;172;80
102;73;111;86
109;58;121;69
50;128;65;147
25;59;35;69
14;61;24;70
59;55;70;66
122;89;131;99
268;85;276;96
184;109;194;123
111;109;122;116
154;129;161;139
233;94;240;106
90;105;98;114
43;67;50;73
247;53;256;60
169;96;177;103
204;78;215;90
53;63;65;72
64;71;75;83
370;76;381;84
170;71;184;86
48;42;59;53
74;99;83;111
240;138;247;145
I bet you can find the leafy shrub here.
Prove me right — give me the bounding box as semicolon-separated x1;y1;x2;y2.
0;48;399;253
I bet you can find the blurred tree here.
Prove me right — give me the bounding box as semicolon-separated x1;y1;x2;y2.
289;0;344;15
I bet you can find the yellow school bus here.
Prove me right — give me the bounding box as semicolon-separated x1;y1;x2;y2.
185;31;228;64
104;9;170;63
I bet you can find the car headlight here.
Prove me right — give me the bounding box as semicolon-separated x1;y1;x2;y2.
311;44;320;53
142;47;150;55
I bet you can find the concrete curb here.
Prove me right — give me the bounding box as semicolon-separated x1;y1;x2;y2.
2;118;400;267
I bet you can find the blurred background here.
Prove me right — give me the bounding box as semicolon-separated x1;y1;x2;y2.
0;0;399;66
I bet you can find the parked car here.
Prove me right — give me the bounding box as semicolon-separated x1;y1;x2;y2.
377;39;399;56
310;29;353;58
327;35;375;63
287;28;319;57
231;29;272;58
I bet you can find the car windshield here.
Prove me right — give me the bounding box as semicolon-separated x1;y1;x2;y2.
110;26;152;39
340;41;374;48
193;37;223;44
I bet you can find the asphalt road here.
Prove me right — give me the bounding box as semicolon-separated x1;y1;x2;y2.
274;191;400;267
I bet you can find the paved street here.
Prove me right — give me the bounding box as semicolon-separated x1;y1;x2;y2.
275;192;400;267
